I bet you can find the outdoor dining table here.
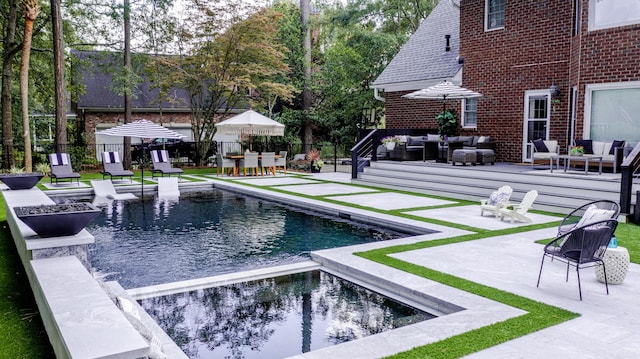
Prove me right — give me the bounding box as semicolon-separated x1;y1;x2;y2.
225;154;282;176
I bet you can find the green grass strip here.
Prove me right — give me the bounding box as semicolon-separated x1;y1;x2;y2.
0;192;53;357
356;233;579;358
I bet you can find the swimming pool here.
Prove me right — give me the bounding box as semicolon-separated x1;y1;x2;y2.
88;190;407;289
140;270;435;358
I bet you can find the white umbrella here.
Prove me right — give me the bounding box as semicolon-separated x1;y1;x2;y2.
215;110;285;150
403;80;483;111
96;119;185;197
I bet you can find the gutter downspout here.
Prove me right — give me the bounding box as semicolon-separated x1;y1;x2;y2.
374;88;385;102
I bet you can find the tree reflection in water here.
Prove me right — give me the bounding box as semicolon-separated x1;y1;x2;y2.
140;270;434;358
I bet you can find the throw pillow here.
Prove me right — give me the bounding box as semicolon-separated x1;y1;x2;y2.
575;139;593;154
407;136;422;146
532;139;549;153
427;134;440;141
459;136;474;146
576;205;614;228
487;191;509;205
610;140;625;155
471;136;480;146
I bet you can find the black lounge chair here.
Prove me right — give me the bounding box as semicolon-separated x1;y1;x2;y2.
49;153;81;186
101;151;134;182
537;219;619;300
150;150;183;179
557;200;620;235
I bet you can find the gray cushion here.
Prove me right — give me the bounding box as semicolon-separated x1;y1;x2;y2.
458;136;474;146
447;136;459;142
471;136;480;146
407;136;423;146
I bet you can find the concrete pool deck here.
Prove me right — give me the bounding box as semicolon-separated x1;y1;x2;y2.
201;172;640;358
21;171;639;358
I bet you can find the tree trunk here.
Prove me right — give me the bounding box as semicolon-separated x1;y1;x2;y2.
1;0;18;169
50;0;67;153
20;0;41;173
123;0;132;169
300;0;313;153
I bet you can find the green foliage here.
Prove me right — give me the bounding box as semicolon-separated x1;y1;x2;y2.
35;162;50;175
436;109;458;137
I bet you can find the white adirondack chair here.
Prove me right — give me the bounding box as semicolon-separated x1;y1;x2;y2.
480;185;513;217
498;190;538;223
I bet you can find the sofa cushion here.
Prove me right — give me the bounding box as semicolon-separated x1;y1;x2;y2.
427;134;440;141
471;136;480;146
407;136;423;146
532;139;549;153
575;139;593;154
458;136;474;146
479;136;491;143
610;139;625;154
447;136;459;143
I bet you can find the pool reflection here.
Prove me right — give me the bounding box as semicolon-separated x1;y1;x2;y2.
139;270;434;358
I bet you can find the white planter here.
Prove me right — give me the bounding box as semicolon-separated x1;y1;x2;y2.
385;142;396;151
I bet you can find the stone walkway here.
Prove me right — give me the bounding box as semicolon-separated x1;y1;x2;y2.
203;171;640;358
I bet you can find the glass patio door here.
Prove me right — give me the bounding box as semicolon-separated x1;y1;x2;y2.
522;90;550;162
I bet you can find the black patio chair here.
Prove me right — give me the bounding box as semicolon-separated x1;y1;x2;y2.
537;219;619;300
558;200;620;235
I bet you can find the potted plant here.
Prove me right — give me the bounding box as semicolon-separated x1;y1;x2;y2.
14;202;101;237
381;136;401;150
569;146;584;156
0;167;44;190
436;109;458;138
306;149;324;173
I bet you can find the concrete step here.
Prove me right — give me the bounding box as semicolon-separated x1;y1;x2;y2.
354;161;637;215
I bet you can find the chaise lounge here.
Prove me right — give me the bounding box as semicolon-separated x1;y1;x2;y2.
150;150;184;179
101;151;134;182
49;153;81;186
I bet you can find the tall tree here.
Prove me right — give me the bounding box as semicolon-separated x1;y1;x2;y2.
1;0;19;169
300;0;312;152
19;0;40;172
166;1;294;165
123;0;132;169
50;0;66;152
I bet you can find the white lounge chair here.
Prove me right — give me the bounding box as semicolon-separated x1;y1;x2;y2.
498;190;538;223
157;177;180;198
90;180;137;200
480;185;513;217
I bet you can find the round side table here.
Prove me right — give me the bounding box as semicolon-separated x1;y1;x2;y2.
595;246;630;285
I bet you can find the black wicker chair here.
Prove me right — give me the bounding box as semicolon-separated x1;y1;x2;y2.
558;200;620;235
537;219;619;300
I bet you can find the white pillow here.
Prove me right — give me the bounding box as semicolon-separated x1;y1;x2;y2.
478;136;486;143
487;191;510;205
427;134;440;141
576;205;614;227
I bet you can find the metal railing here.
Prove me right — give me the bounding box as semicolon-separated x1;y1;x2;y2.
619;143;640;221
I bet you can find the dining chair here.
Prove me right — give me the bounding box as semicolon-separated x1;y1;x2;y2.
274;151;287;173
260;152;276;176
216;153;236;176
240;152;260;176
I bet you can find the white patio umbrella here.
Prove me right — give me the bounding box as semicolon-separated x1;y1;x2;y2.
403;80;483;111
96;119;185;197
215;110;285;150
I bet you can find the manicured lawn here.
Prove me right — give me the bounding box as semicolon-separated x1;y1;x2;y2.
0;193;53;357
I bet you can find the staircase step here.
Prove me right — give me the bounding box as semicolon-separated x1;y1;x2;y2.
355;161;636;215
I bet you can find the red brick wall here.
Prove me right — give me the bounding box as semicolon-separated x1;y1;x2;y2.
384;91;449;131
459;0;573;162
384;1;640;162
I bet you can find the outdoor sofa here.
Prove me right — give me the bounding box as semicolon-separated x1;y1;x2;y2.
388;134;496;162
574;139;626;173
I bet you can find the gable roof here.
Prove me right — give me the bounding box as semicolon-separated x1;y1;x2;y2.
372;0;461;92
72;50;190;112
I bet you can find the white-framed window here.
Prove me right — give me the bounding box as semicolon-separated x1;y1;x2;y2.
485;0;505;31
588;0;640;31
462;98;478;128
584;81;640;144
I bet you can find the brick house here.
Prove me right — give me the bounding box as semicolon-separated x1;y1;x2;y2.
71;50;194;147
375;0;640;163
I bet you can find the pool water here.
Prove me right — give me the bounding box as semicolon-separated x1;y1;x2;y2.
139;270;435;358
88;190;406;288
